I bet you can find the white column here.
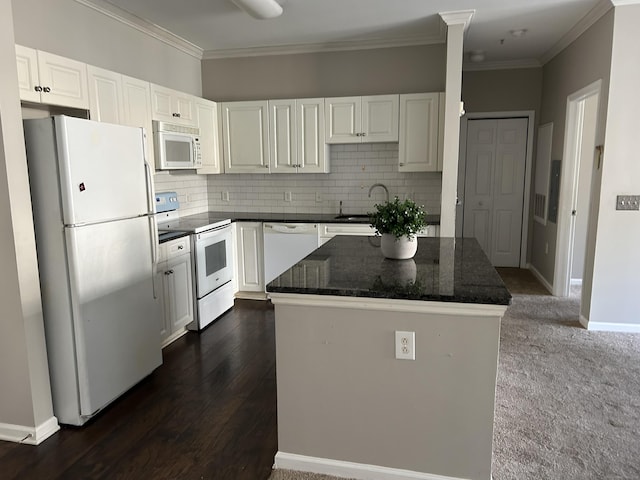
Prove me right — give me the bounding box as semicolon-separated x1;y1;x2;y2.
438;11;474;237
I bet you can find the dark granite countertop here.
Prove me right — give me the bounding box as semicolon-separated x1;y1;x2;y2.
192;211;441;226
159;231;190;244
266;236;511;306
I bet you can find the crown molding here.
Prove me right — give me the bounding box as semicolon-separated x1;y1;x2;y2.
610;0;640;5
73;0;203;59
439;10;475;31
540;0;613;65
202;31;446;60
463;58;542;72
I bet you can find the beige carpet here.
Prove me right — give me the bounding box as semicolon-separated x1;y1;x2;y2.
269;288;640;480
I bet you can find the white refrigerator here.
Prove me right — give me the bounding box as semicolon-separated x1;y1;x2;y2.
23;116;162;426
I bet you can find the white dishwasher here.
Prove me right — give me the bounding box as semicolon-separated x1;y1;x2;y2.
263;223;320;284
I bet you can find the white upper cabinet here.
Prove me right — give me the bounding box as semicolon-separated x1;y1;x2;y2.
269;98;327;174
325;94;398;144
88;65;124;124
87;67;154;164
269;99;297;173
150;83;196;126
296;98;327;173
122;75;154;165
195;97;222;175
221;101;270;174
16;45;89;109
398;92;442;172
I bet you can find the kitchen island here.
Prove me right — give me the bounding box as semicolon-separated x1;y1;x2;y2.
267;236;511;480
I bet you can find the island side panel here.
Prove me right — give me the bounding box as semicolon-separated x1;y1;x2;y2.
274;302;501;480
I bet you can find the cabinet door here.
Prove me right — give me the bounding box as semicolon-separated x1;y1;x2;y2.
297;98;327;173
195;98;222;174
174;93;195;125
165;253;194;331
269;99;297;173
221;101;270;174
150;84;175;122
325;97;361;144
235;222;264;292
157;263;171;345
398;93;440;172
122;75;154;165
362;94;399;142
87;65;124;124
15;45;40;103
36;50;89;109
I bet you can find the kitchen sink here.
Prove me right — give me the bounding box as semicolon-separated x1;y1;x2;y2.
334;214;371;221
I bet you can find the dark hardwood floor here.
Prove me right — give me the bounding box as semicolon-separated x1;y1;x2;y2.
0;299;277;480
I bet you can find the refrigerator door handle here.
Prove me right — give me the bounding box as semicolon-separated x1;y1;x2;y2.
144;160;155;214
149;215;159;299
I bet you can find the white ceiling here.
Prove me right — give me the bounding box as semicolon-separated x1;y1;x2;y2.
103;0;608;66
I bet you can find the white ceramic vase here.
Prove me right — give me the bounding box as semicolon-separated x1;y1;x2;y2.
380;233;418;260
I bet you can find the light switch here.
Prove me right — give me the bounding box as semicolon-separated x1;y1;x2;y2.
616;195;640;211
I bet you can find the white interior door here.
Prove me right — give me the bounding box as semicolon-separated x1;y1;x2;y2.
463;118;528;267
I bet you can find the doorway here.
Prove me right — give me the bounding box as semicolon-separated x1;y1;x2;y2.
553;81;601;299
458;114;534;267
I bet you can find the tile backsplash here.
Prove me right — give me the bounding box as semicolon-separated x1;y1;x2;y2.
206;143;442;216
153;171;209;216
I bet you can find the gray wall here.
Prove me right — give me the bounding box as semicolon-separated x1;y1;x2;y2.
586;4;640;326
275;301;501;479
532;10;613;285
0;0;55;435
11;0;202;96
462;67;543;117
202;44;446;100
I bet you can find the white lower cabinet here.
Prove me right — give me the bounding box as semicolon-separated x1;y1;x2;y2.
234;222;265;294
158;236;194;347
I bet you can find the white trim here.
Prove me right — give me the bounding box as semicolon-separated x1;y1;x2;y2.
235;291;268;301
463;59;541;71
203;32;446;60
274;452;472;480
268;292;508;317
527;263;554;294
610;0;640;5
0;417;60;445
438;10;475;31
581;318;640;333
570;278;583;286
540;0;612;65
458;111;535;269
552;80;602;297
73;0;203;59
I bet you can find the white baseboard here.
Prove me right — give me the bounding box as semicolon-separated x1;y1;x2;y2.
526;264;553;293
234;291;268;301
274;452;474;480
579;315;640;333
0;416;59;445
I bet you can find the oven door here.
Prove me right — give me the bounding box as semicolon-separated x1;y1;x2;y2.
194;225;233;298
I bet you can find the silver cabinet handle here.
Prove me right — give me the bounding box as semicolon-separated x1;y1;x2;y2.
34;86;43;92
177;245;184;250
43;86;51;93
399;163;405;166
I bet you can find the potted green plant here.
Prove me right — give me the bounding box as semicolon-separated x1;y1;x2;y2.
368;196;427;259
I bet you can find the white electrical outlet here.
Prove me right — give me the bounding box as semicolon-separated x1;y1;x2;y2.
395;331;415;360
222;191;230;202
284;191;292;202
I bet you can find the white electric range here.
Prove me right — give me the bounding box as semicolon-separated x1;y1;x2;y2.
155;192;234;330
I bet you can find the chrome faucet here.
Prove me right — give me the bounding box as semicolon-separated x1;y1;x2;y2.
368;183;389;202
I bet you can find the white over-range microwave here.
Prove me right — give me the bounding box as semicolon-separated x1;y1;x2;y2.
152;120;202;170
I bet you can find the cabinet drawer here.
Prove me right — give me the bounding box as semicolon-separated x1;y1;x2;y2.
159;236;191;263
